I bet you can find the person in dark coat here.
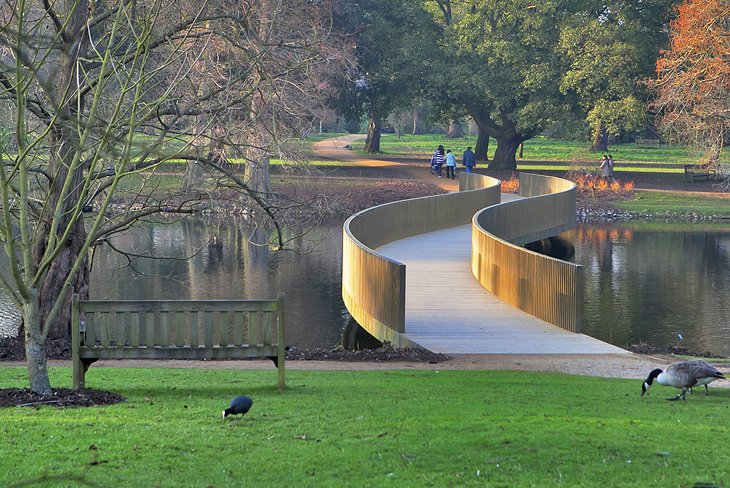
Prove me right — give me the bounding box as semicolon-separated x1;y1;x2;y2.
462;147;476;173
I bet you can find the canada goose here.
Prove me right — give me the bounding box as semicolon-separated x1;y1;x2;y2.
641;360;725;401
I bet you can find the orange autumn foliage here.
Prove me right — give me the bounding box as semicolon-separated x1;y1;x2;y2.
565;168;635;199
501;177;520;193
651;0;730;153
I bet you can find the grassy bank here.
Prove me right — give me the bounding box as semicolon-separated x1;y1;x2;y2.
615;191;730;218
356;134;714;168
2;367;729;487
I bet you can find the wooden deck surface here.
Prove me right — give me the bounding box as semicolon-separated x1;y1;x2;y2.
376;222;627;355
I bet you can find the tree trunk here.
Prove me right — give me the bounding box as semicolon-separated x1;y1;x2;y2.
364;115;381;153
243;0;275;203
22;0;91;392
37;228;89;339
182;160;205;191
412;108;423;135
475;127;490;162
490;135;522;171
247;150;273;197
23;296;52;395
33;0;91;340
446;119;464;138
591;120;608;152
462;96;533;171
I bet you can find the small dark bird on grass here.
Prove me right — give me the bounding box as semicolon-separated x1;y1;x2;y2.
223;395;253;419
641;360;725;401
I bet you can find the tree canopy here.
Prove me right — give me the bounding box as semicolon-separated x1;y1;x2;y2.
650;0;730;160
337;0;441;152
340;0;683;165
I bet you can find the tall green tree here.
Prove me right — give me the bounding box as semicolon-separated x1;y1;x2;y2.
341;0;440;153
558;0;678;151
429;0;568;170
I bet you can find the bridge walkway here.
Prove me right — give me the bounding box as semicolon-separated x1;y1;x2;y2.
376;221;627;355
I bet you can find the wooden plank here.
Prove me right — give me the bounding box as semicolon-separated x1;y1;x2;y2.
175;311;185;347
233;312;244;346
80;300;278;313
118;312;128;347
130;312;140;347
160;312;170;347
277;293;286;391
72;294;82;390
144;312;155;347
101;313;110;347
249;311;258;346
263;312;272;345
218;312;229;347
204;311;214;348
79;345;280;361
190;311;199;347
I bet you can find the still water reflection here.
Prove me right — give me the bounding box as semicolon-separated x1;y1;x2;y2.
2;219;730;355
569;223;730;356
0;218;349;349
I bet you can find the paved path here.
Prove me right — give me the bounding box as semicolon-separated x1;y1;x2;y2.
377;223;628;355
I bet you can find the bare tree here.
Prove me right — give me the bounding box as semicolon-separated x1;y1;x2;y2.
0;0;352;394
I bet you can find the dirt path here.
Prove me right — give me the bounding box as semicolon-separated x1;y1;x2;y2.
312;134;460;192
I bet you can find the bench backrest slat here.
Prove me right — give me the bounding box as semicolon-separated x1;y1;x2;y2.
233;312;245;346
249;311;258;346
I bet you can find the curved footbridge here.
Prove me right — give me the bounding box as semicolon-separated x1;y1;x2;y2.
342;172;626;355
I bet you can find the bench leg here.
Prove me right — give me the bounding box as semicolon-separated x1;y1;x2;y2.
72;358;83;390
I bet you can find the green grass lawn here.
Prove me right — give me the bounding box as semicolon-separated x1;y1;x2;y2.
351;134;719;170
2;367;729;487
616;191;730;217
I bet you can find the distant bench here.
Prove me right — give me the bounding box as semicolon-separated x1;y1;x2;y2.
635;139;661;148
71;294;285;391
684;163;717;183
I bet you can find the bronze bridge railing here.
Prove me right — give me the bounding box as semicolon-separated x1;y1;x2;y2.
342;172;581;346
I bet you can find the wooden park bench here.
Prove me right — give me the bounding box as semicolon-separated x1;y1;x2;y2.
684;163;717;183
635;138;661;149
71;294;285;391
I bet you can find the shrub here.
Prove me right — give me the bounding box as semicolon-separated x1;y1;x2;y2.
564;167;635;200
501;176;520;193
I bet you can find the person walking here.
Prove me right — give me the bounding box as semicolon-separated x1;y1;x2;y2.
445;149;457;180
432;145;445;177
600;154;615;183
462;146;476;173
607;154;616;182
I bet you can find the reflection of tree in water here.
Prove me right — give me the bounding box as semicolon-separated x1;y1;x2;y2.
573;224;730;356
85;216;348;348
207;236;224;267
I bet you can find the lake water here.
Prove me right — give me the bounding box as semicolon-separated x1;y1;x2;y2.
2;218;730;355
568;222;730;355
